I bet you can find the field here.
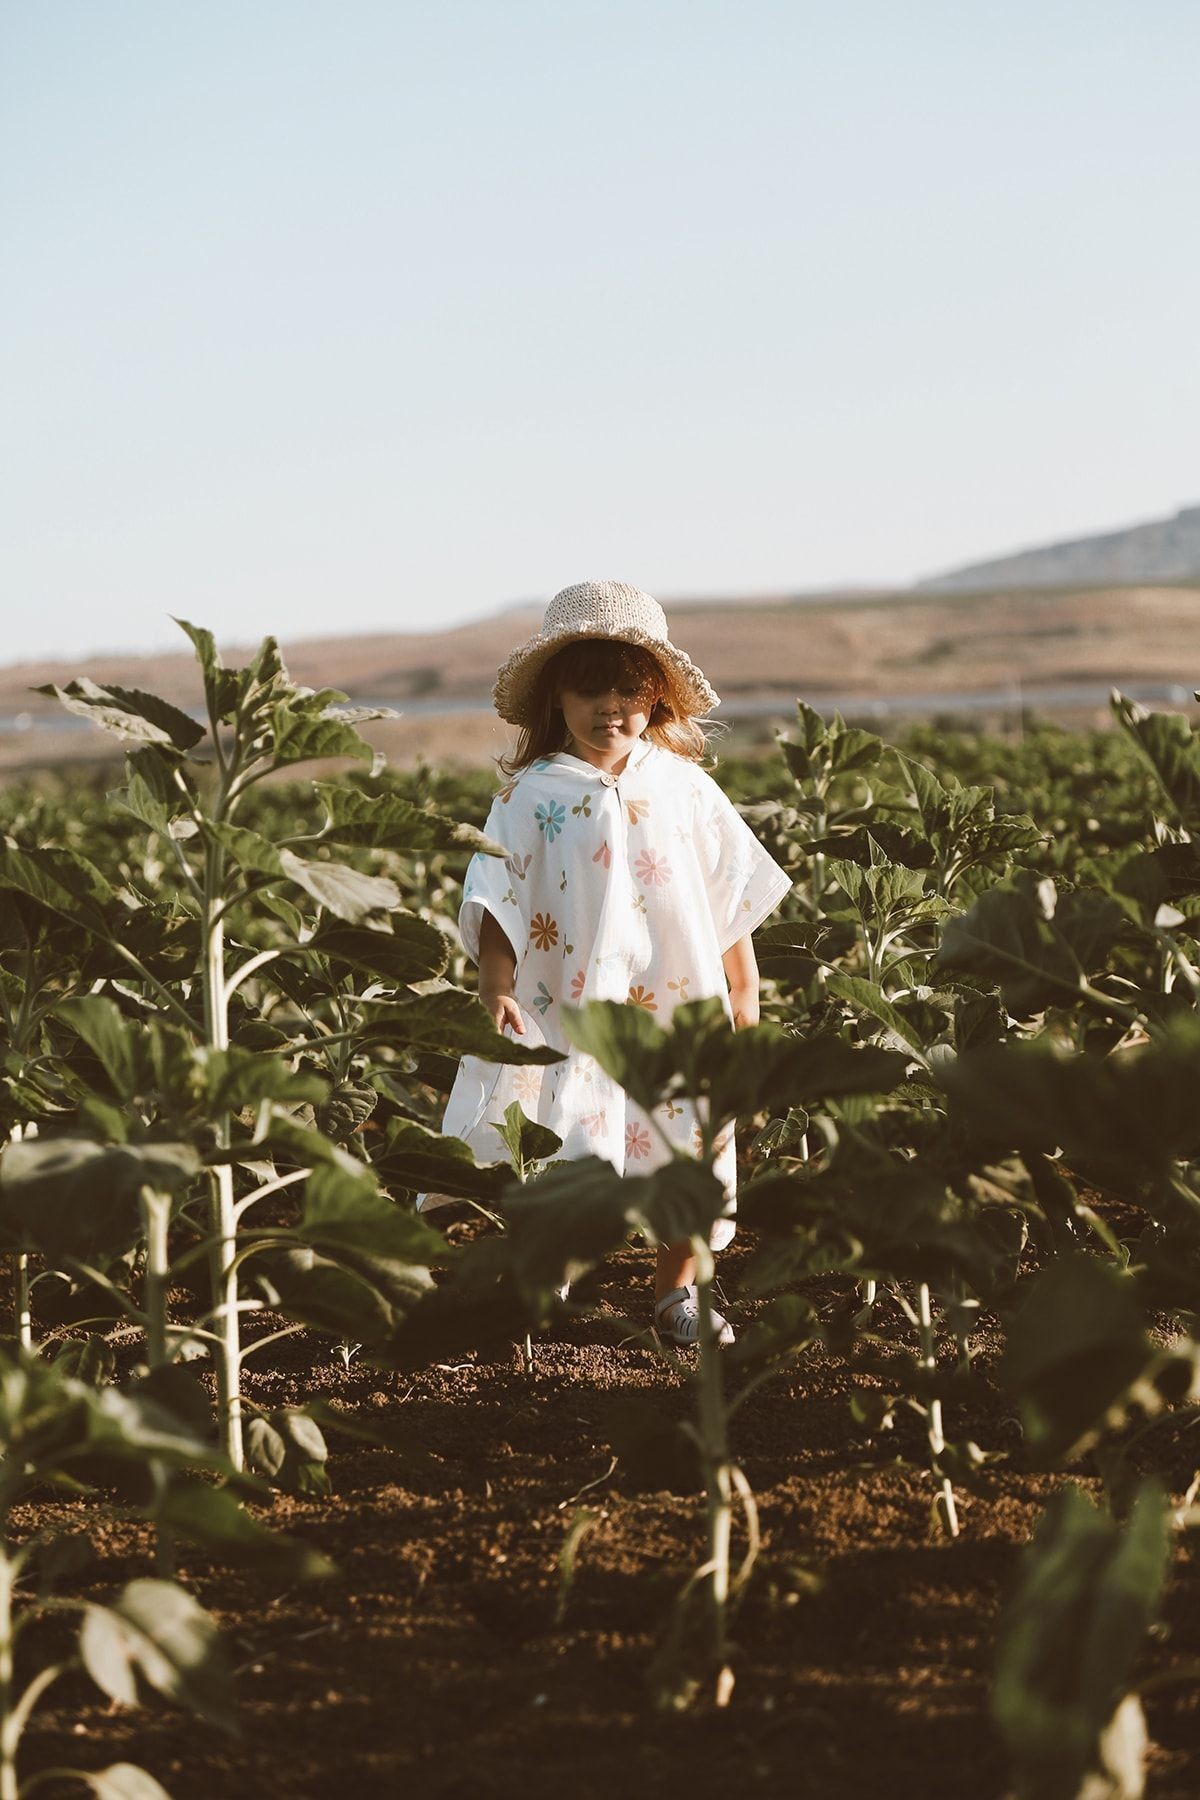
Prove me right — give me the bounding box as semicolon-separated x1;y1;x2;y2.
15;1227;1200;1800
4;630;1200;1799
3;581;1199;776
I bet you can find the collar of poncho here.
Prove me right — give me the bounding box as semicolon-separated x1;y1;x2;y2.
544;737;657;780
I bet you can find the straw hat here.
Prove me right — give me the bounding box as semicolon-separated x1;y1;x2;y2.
492;581;720;726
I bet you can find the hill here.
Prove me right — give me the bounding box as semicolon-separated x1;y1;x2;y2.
917;502;1200;591
2;583;1198;775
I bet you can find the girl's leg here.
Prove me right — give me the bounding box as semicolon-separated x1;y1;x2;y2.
653;1240;734;1346
656;1240;697;1301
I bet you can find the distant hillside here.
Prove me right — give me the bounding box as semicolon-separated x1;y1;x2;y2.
917;503;1200;591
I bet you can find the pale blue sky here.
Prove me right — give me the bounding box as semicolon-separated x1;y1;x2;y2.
2;1;1196;667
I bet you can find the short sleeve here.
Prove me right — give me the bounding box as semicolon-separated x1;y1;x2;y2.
694;774;792;954
458;793;530;967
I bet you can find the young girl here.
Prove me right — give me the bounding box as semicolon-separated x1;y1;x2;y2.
417;580;792;1346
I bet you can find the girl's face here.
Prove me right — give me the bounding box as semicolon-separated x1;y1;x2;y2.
556;675;655;768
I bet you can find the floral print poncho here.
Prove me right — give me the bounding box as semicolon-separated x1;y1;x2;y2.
418;737;792;1249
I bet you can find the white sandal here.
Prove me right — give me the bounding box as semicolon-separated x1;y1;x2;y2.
653;1284;735;1348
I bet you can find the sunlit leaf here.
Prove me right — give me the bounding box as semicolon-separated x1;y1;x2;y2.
79;1578;235;1732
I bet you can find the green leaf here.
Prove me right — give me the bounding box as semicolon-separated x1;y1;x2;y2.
36;677;206;752
900;754;953;835
204;821;285;876
155;1479;335;1578
824;974;931;1067
85;1384;231;1470
934;877;1116;1017
0;1138;200;1260
828;726;885;774
315;1080;378;1141
993;1480;1169;1798
245;1407;330;1496
110;757;179;835
49;1334;117;1387
503;1155;731;1308
315;783;510;856
298;1163;446;1267
79;1578;235;1733
76;1765;174;1799
204;1045;328;1114
0;844;114;932
270;706;374;771
0;1349;236;1502
628;1157;733;1247
371;1115;512;1200
128;1366;213;1441
257;1247;404;1343
939;1027;1200;1200
298;916;450;984
999;1256;1161;1464
805;824;932;868
562;998;907;1127
752;917;856;980
278;849;400;923
601;1391;702;1493
1112;691;1200;829
370;1233;529;1369
491;1101;563;1176
207;1114;362;1173
738;1159;1027;1297
559;999;673;1111
360;990;565;1064
174;617;241;720
56;995;139;1100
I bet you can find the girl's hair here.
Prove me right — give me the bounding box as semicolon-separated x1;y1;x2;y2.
498;639;714;777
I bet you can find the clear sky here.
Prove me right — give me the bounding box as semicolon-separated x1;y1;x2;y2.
2;1;1197;666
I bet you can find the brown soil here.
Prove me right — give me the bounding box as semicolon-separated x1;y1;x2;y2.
13;1229;1200;1800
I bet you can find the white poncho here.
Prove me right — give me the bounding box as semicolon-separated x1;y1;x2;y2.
418;737;792;1248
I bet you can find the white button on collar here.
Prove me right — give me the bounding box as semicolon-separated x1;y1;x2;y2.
600;773;616;787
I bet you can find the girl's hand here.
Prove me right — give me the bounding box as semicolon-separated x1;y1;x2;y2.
729;987;760;1030
484;991;525;1035
722;935;760;1029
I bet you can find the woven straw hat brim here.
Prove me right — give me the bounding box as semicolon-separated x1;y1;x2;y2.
493;625;720;726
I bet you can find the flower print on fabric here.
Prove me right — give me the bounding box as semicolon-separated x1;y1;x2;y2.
496;778;518;804
424;735;793;1257
535;800;566;842
513;1066;542;1103
625;1121;652;1159
530;912;559;951
725;852;754;892
634;848;672;887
